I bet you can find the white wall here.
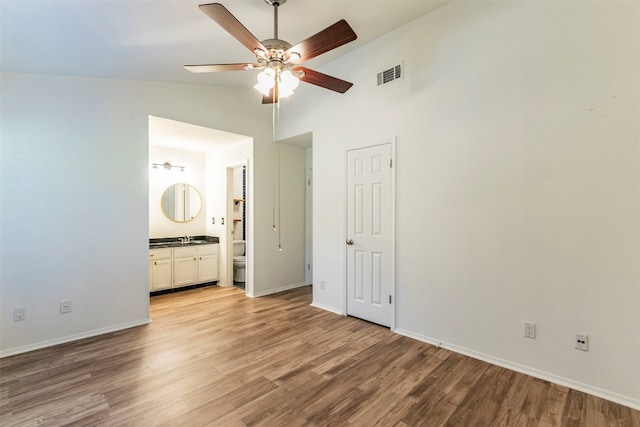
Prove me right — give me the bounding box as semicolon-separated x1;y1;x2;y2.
270;142;307;293
0;72;306;356
235;140;307;297
149;145;206;237
280;0;640;408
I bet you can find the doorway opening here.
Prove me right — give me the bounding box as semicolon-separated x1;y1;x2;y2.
229;163;248;292
148;115;253;297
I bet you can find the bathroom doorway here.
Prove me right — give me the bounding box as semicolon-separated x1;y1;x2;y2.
227;162;250;294
148;115;253;296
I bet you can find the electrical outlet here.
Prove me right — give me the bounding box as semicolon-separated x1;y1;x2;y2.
60;300;72;314
524;322;536;339
320;280;325;290
575;334;589;351
13;307;26;321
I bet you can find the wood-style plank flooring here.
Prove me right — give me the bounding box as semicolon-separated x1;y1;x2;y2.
1;285;638;426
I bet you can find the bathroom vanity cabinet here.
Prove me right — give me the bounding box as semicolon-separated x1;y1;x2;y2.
149;244;218;292
173;245;218;287
149;248;172;291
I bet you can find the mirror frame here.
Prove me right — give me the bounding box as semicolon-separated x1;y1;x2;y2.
160;183;202;223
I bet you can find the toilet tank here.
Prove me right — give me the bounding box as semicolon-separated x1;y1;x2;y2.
233;240;245;257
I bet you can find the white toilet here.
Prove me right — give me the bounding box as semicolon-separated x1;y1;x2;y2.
233;240;246;283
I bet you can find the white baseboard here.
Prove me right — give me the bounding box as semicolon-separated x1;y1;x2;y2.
0;318;151;358
309;301;344;316
251;282;308;298
394;328;640;411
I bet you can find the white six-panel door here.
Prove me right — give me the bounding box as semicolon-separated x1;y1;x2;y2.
346;143;392;327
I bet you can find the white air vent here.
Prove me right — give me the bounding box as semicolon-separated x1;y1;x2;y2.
377;63;403;86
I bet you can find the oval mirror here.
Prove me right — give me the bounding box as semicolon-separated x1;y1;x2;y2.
161;183;202;222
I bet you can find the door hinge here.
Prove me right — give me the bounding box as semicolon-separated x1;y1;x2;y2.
307;263;310;270
390;159;393;168
389;295;392;304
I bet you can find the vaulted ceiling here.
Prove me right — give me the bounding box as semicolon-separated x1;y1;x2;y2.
1;0;449;89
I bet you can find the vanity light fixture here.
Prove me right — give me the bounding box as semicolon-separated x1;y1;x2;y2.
152;162;185;172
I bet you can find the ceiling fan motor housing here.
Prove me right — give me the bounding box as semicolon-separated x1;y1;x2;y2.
261;39;292;54
259;39;297;66
264;0;286;5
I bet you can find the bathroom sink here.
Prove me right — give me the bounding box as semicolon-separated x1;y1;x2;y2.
149;241;208;248
149;237;218;248
149;242;179;248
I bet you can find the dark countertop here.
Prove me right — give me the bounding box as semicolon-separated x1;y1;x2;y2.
149;235;219;249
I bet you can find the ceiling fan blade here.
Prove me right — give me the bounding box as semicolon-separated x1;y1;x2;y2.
296;67;353;93
199;3;268;54
184;63;260;73
286;20;357;63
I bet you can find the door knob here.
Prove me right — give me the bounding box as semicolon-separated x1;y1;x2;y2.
346;239;354;245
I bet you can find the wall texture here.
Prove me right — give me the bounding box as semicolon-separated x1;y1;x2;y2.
280;0;640;408
0;73;302;355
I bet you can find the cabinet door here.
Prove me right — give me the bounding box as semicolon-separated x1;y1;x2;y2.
150;258;172;291
198;253;218;282
174;256;197;287
149;261;154;291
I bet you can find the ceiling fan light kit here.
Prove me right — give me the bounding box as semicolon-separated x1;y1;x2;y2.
185;1;357;104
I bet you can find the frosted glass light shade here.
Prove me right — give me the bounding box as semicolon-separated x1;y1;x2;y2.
278;70;299;98
254;68;276;96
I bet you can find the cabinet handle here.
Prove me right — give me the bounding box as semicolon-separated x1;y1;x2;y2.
194;257;197;261
150;254;154;257
154;261;157;265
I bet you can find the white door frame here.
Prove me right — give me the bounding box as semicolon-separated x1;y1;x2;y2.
226;160;252;296
305;166;313;285
344;137;396;331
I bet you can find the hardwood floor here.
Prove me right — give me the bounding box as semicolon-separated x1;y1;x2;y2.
1;285;638;426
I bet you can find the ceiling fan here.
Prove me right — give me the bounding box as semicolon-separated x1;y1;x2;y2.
185;1;357;104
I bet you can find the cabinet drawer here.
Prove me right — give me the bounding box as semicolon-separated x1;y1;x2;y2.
197;244;218;255
149;248;172;260
173;246;198;258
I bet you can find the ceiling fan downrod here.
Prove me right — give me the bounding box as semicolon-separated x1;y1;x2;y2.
265;0;285;40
